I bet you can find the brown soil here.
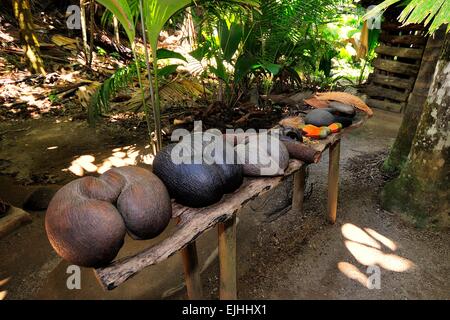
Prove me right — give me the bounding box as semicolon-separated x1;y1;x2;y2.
0;109;449;300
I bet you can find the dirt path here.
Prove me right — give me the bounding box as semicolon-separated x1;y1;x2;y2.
1;109;449;300
233;151;450;299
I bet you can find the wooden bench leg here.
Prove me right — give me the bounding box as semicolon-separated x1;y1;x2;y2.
181;242;203;299
292;166;306;214
328;140;341;224
218;214;237;300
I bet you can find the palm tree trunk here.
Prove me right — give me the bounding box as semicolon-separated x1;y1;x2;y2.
113;16;120;44
182;7;197;51
12;0;46;75
88;0;95;67
381;32;450;228
383;26;446;173
80;0;89;61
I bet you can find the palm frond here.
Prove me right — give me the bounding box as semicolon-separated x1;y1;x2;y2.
398;0;450;34
88;60;145;124
364;0;450;34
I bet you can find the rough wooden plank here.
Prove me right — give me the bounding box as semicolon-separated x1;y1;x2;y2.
0;206;32;239
381;22;426;32
375;44;423;59
309;132;341;153
371;73;415;90
181;242;203;299
95;160;303;290
365;84;409;102
366;98;404;113
379;33;427;46
373;58;420;76
327;140;340;224
94;116;368;291
218;214;237;300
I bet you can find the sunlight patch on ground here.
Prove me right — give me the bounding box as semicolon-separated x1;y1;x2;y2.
63;144;154;177
364;227;397;251
0;29;14;42
0;277;10;300
341;223;381;249
339;223;414;287
344;240;413;272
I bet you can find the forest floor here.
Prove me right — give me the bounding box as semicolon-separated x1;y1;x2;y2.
0;108;449;300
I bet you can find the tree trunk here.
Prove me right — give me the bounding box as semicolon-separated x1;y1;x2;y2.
88;0;95;67
381;33;450;228
113;16;120;44
12;0;46;75
383;26;446;173
182;7;197;51
80;0;89;61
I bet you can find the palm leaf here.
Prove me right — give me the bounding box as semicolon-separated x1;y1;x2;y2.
398;0;450;34
156;48;188;62
364;0;450;34
219;20;244;62
363;0;400;21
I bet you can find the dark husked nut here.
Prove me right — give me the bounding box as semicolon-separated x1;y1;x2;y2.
153;133;243;208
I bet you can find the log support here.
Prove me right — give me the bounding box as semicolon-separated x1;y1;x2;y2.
0;206;32;239
327;140;341;224
181;242;203;299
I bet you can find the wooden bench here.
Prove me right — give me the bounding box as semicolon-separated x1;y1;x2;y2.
94;117;366;299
